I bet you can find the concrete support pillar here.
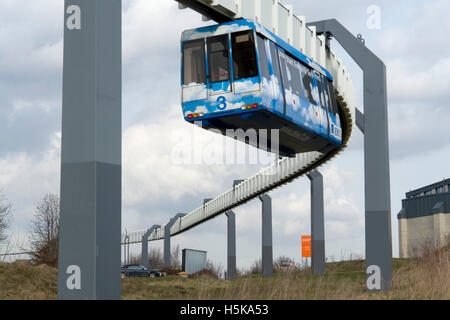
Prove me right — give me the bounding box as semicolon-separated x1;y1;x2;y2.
225;211;237;280
397;209;407;258
433;202;445;248
58;0;122;300
123;235;129;266
307;170;326;275
141;225;161;268
307;19;393;292
164;214;186;269
259;194;273;278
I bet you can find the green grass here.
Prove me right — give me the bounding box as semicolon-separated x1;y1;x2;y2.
0;249;448;300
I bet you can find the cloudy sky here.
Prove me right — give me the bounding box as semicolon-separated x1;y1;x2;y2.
0;0;449;269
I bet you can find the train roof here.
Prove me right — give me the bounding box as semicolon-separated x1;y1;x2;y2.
181;19;333;80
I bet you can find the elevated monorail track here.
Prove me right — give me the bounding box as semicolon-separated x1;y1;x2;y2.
122;0;356;245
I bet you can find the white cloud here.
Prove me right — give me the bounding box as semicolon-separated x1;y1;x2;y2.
0;132;61;238
387;57;450;102
123;106;267;207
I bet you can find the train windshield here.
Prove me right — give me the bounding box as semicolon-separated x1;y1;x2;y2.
207;35;230;83
183;39;206;85
231;31;258;80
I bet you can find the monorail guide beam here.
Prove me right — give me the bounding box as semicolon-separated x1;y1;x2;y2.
141;225;161;268
176;0;234;23
307;19;392;292
307;170;326;275
259;194;273;278
58;0;122;299
225;210;237;280
164;214;187;269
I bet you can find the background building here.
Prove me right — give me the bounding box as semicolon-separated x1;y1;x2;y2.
182;249;207;275
398;179;450;258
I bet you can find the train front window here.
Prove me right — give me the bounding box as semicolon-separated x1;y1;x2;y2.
183;39;206;85
232;31;258;80
207;35;230;83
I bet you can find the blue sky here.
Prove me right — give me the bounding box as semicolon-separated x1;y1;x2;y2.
0;0;449;269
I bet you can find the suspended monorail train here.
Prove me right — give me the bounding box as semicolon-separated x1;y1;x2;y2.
181;19;342;157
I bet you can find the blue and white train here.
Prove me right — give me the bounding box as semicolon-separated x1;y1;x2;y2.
181;19;342;157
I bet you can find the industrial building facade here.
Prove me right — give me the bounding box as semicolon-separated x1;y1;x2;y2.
398;179;450;258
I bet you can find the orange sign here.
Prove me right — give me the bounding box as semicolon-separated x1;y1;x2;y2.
301;236;311;258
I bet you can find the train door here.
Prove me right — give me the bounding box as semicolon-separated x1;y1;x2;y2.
256;35;272;106
268;41;285;115
314;72;330;137
277;49;290;115
300;65;321;132
206;35;232;97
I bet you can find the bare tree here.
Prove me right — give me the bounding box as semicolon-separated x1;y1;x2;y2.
127;245;180;271
29;194;60;266
0;193;12;243
171;244;181;270
148;247;164;269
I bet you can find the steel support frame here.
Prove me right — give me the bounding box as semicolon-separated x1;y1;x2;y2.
225;210;237;280
123;234;129;266
307;170;326;275
164;214;186;269
176;0;233;23
141;225;161;268
307;19;392;292
204;196;237;280
58;0;122;299
259;194;273;278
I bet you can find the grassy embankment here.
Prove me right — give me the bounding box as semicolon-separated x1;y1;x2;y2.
1;245;448;300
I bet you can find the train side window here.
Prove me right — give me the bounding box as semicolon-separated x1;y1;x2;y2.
231;31;258;80
278;52;290;92
286;57;303;97
183;39;206;85
256;35;270;79
315;73;327;111
323;78;333;114
207;35;230;83
269;42;281;80
325;79;338;116
300;65;318;105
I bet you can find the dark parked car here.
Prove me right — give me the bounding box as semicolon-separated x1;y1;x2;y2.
121;264;166;278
